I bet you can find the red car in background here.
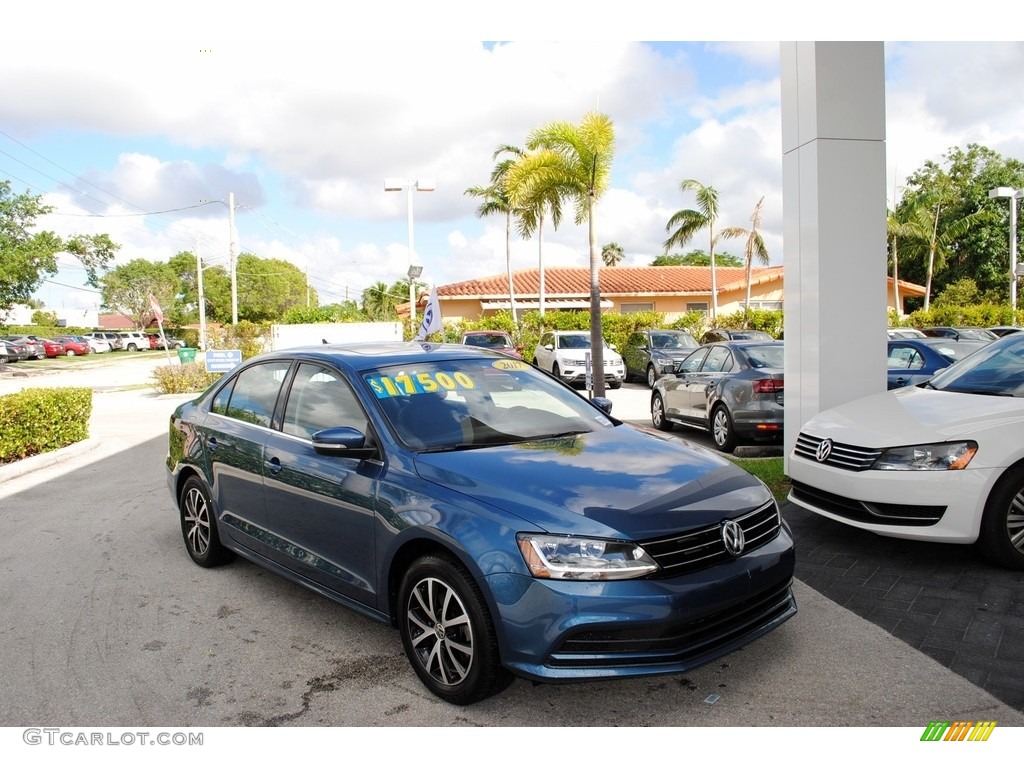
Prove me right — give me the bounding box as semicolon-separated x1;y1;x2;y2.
52;335;91;356
37;338;66;357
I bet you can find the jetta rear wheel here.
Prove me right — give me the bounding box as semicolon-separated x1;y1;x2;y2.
179;476;234;568
979;465;1024;570
398;554;510;705
711;404;737;453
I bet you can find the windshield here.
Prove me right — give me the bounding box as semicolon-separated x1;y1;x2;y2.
651;331;696;349
463;333;512;349
928;334;1024;396
364;357;616;451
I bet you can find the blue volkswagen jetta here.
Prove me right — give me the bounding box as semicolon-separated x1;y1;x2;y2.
166;342;796;704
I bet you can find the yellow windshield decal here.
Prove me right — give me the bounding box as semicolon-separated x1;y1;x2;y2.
367;371;477;398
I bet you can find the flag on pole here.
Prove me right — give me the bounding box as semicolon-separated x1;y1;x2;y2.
414;287;442;341
149;293;164;323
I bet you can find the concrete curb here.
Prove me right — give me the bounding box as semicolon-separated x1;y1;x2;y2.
0;439;102;483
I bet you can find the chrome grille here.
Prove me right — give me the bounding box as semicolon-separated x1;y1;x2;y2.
794;432;883;471
641;500;781;576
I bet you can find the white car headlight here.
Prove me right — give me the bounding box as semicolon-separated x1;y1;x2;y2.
516;534;659;580
872;441;978;471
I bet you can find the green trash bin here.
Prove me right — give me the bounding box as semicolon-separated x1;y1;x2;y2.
177;347;197;364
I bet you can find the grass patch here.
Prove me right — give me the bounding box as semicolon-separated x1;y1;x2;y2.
727;456;790;502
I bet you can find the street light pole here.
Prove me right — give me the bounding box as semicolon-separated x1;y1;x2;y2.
989;186;1021;315
385;178;435;328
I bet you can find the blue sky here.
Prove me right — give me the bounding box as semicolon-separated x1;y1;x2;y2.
4;6;1023;316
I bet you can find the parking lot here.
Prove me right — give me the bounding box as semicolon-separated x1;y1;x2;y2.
1;363;1022;729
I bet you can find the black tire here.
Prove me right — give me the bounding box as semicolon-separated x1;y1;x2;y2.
66;349;76;357
127;343;137;351
646;365;658;389
711;404;737;453
552;362;561;378
651;393;674;432
978;464;1024;570
398;554;510;705
609;379;622;389
178;476;235;568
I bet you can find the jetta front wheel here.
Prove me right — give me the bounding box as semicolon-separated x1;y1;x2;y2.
398;555;510;705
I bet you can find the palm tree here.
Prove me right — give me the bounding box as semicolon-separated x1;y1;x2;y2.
507;154;564;318
362;280;397;321
465;144;524;323
720;197;769;326
664;179;727;323
507;112;615;396
601;242;625;267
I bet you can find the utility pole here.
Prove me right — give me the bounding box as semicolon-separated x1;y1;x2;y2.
229;192;239;324
195;233;207;351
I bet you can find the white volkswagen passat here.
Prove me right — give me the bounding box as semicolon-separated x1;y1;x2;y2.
788;333;1024;569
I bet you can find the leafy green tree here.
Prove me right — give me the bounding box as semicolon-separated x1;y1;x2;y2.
0;180;119;314
99;258;178;329
507;112;615;396
362;281;399;321
167;251;232;325
281;302;364;324
651;250;743;267
898;144;1023;307
235;253;314;322
664;179;738;323
31;309;59;326
601;242;625;267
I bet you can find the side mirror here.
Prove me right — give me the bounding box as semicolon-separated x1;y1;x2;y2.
591;397;613;415
312;427;377;458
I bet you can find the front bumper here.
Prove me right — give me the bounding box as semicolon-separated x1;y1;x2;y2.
485;526;795;681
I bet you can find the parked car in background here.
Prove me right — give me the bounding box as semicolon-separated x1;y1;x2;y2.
37;338;67;358
0;338;30;362
887;327;928;339
788;332;1024;570
651;340;785;452
166;342;796;704
85;332;124;351
3;335;45;360
118;331;151;351
86;336;112;353
886;338;988;389
700;328;774;344
0;339;10;364
921;326;998;342
622;329;699;388
458;330;521;359
532;330;625;389
51;335;91;356
989;326;1023;337
147;333;186;350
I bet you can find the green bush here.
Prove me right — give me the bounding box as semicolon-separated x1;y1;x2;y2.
0;387;92;463
152;362;223;394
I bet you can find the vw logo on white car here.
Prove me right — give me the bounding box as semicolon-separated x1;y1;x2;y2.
815;438;833;463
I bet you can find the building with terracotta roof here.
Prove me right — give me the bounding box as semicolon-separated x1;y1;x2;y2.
406;265;924;322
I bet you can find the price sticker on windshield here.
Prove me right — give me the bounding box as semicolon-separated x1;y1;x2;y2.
367;371;477;398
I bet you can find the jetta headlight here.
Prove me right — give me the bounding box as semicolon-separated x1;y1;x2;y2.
872;441;977;471
516;534;659;580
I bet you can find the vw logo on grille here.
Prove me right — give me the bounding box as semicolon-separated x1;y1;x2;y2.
815;438;834;463
721;520;745;556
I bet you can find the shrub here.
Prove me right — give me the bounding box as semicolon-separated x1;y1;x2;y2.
152;362;223;394
0;387;92;463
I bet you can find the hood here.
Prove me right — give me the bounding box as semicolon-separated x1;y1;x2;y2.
412;425;771;540
802;386;1024;446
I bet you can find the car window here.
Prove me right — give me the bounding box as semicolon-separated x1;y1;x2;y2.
701;346;733;373
930;334;1024;396
744;344;784;369
224;362;291;427
678;348;709;374
283;363;369;439
557;334;589;349
887;345;921;369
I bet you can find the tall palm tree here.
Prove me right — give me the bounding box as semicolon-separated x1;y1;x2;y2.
507;153;564;318
664;179;726;322
507;112;615;396
719;197;769;326
601;242;625;266
362;280;397;321
465;144;524;323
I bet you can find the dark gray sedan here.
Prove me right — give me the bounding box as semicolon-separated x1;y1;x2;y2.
651;341;784;452
622;329;698;388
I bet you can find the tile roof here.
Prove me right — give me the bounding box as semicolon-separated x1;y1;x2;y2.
437;265;785;298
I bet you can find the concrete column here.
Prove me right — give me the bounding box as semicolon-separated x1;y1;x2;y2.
781;42;888;466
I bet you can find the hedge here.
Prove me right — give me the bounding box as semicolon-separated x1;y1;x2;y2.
0;387;92;463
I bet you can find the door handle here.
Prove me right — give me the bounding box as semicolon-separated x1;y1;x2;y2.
266;456;283;475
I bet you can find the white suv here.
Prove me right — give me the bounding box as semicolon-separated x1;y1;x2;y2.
533;330;624;389
118;332;150;351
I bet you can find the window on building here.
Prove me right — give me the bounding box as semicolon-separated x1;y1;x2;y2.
619;302;654;313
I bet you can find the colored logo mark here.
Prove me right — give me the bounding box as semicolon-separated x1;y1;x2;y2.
920;721;996;742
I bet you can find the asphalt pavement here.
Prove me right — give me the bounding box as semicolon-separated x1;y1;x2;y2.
1;358;1023;729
